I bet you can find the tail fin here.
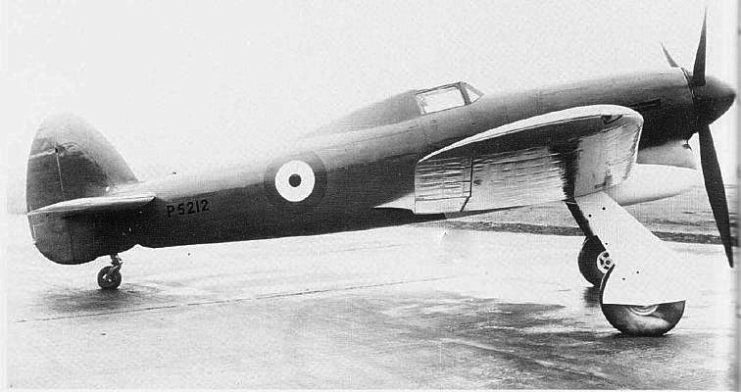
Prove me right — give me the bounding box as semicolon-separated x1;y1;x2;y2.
26;115;141;264
26;114;138;212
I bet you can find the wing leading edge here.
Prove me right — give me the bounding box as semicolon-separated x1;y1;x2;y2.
414;105;643;214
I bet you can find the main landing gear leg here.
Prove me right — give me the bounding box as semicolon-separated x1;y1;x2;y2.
568;191;688;336
97;254;123;290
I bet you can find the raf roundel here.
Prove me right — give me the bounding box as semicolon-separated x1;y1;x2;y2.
274;160;316;202
264;153;327;211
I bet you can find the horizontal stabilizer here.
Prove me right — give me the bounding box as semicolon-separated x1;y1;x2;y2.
28;193;155;217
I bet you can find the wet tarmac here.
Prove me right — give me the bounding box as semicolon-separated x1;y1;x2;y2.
4;215;736;389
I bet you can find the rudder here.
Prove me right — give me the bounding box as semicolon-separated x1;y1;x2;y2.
26;114;138;212
26;114;140;264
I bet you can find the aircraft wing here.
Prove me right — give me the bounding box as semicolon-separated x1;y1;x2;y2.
414;105;642;214
27;193;156;217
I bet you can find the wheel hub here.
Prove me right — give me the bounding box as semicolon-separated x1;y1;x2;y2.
596;250;613;273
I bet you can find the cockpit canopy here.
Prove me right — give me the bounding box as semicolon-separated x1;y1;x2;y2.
415;82;483;114
308;81;483;137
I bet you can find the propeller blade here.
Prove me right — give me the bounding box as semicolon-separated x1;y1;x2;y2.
698;125;733;267
692;9;707;86
661;43;679;68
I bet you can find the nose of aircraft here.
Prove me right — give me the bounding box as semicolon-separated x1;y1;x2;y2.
694;75;736;125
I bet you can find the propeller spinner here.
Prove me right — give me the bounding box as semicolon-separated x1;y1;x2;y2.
662;11;736;266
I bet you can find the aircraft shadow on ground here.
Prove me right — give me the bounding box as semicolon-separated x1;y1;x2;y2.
581;286;600;308
39;284;165;315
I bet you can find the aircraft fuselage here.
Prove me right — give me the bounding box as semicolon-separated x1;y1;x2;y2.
122;68;705;249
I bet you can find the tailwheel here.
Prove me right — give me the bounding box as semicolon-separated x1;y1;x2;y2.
97;254;123;290
578;236;613;286
600;270;685;336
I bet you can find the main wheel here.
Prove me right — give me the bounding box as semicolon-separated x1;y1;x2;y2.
578;236;613;286
97;266;122;290
600;271;685;336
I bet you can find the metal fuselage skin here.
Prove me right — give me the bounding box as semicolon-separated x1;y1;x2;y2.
127;68;698;249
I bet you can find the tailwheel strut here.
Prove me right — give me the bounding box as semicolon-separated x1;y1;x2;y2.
97;254;123;290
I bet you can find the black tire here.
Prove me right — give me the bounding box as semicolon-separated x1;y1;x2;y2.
97;266;122;290
600;270;685;336
578;236;612;286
